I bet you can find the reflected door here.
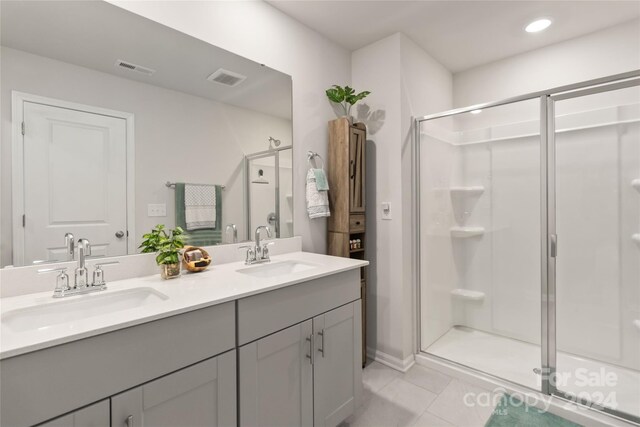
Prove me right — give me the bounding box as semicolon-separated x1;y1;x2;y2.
21;101;128;264
551;84;640;420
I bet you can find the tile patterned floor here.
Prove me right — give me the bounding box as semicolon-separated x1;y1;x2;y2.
342;361;499;427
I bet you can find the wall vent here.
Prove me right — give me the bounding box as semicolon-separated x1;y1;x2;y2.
115;59;156;76
207;68;247;87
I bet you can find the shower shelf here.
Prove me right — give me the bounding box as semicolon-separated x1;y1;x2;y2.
634;320;640;332
632;234;640;244
451;289;485;301
632;179;640;192
450;227;485;238
449;186;485;196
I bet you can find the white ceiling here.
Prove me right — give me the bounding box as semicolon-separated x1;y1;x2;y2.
1;1;292;119
266;0;640;72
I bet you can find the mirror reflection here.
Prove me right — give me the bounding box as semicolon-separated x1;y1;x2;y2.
0;1;293;268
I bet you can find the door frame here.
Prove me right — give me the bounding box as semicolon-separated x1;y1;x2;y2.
11;91;136;266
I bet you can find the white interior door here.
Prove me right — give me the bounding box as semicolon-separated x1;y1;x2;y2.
21;101;128;264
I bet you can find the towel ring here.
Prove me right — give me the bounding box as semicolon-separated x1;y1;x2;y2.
307;151;325;169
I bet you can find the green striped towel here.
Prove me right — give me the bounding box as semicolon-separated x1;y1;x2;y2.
175;183;223;246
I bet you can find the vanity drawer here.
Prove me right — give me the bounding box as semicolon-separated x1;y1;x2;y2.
349;214;365;232
0;302;235;427
237;269;360;345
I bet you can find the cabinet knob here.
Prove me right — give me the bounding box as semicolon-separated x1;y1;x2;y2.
125;415;134;427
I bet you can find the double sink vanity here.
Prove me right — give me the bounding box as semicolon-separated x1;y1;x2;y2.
0;238;367;427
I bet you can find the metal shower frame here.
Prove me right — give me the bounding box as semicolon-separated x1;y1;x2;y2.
245;145;292;239
413;69;640;424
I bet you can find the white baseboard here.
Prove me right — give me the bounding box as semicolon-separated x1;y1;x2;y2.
415;353;638;427
366;347;415;373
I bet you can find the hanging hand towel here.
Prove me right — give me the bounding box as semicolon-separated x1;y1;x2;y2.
313;168;329;191
184;184;216;230
306;169;330;218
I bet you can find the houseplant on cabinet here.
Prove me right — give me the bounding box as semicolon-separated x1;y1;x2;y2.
325;85;371;123
140;224;186;279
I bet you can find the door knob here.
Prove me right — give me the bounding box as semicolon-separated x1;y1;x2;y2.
115;230;125;238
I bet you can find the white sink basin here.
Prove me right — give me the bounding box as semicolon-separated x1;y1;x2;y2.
237;260;318;278
2;287;169;333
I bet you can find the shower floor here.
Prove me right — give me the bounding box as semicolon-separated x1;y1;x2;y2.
425;326;640;419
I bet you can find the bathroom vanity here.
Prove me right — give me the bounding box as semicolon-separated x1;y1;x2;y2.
0;250;366;427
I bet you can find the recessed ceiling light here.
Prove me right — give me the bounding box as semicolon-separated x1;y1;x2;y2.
525;18;552;33
470;109;482;115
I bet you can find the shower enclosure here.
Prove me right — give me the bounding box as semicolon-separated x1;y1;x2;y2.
416;71;640;423
245;146;293;238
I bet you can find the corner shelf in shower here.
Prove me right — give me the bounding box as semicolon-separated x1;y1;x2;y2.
450;226;485;238
449;186;485;197
632;179;640;193
634;320;640;332
451;288;485;301
632;234;640;244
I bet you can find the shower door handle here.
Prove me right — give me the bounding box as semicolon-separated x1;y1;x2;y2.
550;234;558;258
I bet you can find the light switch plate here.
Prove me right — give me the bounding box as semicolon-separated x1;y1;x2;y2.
148;203;166;217
381;202;392;220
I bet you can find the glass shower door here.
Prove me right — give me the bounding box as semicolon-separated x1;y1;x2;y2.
551;83;640;421
418;98;544;391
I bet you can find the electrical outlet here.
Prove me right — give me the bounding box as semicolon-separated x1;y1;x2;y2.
381;202;392;220
148;203;166;217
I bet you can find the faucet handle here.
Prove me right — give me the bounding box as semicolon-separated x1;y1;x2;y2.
261;241;275;259
238;245;255;262
38;267;70;297
92;261;118;287
37;266;68;274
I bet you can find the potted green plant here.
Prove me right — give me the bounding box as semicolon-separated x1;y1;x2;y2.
325;85;371;122
140;224;186;280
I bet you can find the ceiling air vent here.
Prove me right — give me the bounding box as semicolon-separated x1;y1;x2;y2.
115;59;156;76
207;68;247;87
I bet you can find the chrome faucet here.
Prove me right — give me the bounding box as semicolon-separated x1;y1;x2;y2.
239;226;274;265
38;246;118;298
225;224;238;243
75;238;91;287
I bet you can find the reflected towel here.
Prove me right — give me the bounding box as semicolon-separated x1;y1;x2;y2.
306;169;330;218
313;168;329;191
175;184;222;245
185;184;216;230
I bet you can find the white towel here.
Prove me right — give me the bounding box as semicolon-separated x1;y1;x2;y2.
185;184;216;230
306;169;330;218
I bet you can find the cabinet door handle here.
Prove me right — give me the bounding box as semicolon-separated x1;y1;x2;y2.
305;334;314;364
317;329;325;357
125;415;134;427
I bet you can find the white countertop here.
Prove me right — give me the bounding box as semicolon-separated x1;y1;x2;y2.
0;252;367;359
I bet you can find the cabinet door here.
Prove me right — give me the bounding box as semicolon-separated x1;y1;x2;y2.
313;301;363;427
39;400;109;427
239;320;313;427
111;351;236;427
349;127;366;213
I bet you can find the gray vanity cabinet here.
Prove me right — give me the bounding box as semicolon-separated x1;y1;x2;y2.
239;300;362;427
313;301;362;427
111;350;236;427
38;400;109;427
239;320;314;427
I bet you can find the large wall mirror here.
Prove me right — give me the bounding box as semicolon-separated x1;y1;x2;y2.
0;1;293;268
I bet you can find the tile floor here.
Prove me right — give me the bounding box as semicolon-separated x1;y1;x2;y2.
342;361;500;427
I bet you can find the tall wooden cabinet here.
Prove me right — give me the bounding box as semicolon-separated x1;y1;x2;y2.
327;117;367;366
